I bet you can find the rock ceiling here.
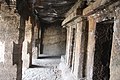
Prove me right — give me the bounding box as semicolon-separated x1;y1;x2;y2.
32;0;77;23
3;0;77;23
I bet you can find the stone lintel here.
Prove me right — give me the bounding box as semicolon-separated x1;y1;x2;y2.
62;1;83;26
83;0;119;16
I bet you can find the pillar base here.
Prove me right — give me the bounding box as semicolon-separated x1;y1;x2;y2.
58;55;76;80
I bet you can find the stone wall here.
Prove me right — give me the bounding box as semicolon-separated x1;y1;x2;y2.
72;20;82;79
86;16;96;80
32;24;39;59
42;25;66;56
22;18;38;71
61;17;88;80
22;18;32;71
62;0;120;80
0;4;19;80
0;3;37;80
110;7;120;80
82;1;120;80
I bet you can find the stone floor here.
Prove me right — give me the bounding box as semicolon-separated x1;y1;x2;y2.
22;55;62;80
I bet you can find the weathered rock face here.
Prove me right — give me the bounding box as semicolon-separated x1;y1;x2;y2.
22;18;38;71
61;0;120;80
32;24;38;59
0;4;19;80
22;19;32;71
110;7;120;80
42;25;66;56
83;1;120;80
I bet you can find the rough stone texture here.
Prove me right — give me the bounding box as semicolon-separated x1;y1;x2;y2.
22;19;32;71
83;0;118;16
59;56;76;80
32;25;38;59
0;4;19;80
72;22;82;79
86;4;120;80
83;1;120;80
86;16;96;80
61;0;120;80
93;20;114;80
110;14;120;80
0;0;120;80
42;25;66;56
65;26;72;66
62;17;88;80
86;32;95;80
22;55;62;80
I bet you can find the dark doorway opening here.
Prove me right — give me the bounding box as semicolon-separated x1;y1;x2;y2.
70;28;76;68
93;19;114;80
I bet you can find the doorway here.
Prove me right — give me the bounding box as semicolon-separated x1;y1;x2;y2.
70;28;76;70
93;19;114;80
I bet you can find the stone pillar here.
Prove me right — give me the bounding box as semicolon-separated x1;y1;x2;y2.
66;23;76;69
86;16;96;80
29;17;35;66
77;17;88;79
71;26;76;73
66;26;72;66
110;12;120;80
22;17;32;71
0;9;19;80
33;22;41;58
72;20;82;79
40;24;44;54
32;23;39;59
17;16;25;80
37;23;41;57
63;17;88;80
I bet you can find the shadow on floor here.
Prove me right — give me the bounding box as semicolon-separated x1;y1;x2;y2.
29;65;54;68
37;56;61;59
